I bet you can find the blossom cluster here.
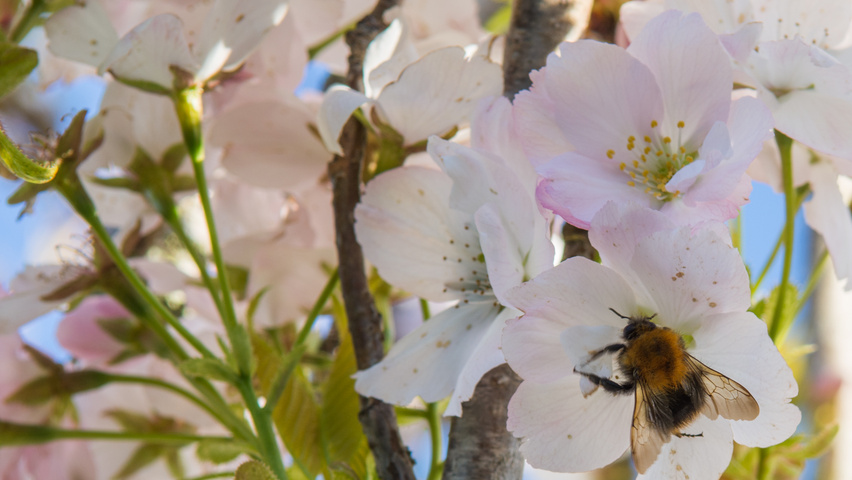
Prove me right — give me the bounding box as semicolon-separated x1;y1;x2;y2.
0;0;842;479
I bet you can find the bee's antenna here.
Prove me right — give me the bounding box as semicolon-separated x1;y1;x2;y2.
609;308;631;320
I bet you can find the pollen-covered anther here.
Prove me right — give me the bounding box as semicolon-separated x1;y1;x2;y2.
677;120;685;129
607;149;615;159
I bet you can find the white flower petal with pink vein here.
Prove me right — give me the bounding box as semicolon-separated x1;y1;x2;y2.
627;11;732;145
353;302;502;412
536;152;652;229
317;85;371;155
100;14;197;90
507;376;633;472
637;414;733;480
589;202;677;273
210;99;330;189
502;257;638;383
627;228;751;331
539;40;663;159
376;47;502;145
44;0;118;68
511;76;574;167
773;89;852;159
691;312;801;447
803;161;852;289
355;166;480;302
194;0;289;81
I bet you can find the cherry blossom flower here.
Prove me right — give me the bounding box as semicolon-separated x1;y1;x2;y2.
317;19;503;155
353;97;554;415
45;0;290;92
56;296;128;365
514;11;772;228
621;1;852;289
503;203;799;478
620;0;852;159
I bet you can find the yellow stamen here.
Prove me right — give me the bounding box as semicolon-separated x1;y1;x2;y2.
677;121;685;128
607;149;615;159
663;137;672;144
627;181;636;187
619;162;626;171
651;120;658;128
644;136;652;143
632;160;639;168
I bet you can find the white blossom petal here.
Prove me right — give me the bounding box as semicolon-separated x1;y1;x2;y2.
507;376;633;472
44;0;118;68
638;414;733;480
317;85;371;155
803;161;852;289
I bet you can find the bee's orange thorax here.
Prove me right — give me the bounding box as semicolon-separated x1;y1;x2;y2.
620;327;688;391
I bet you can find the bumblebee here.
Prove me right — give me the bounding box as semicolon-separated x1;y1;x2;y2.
573;309;760;473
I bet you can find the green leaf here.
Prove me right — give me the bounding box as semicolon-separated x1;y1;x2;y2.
112;444;166;479
179;358;238;384
792;423;838;459
274;368;325;477
484;4;512;34
0;126;58;184
6;371;111;405
320;325;369;478
234;461;277;480
0;42;38;98
196;438;252;464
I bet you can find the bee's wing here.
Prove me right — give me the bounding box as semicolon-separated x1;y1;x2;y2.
686;355;760;421
631;383;669;474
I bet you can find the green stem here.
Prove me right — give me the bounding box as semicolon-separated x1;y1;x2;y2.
756;447;771;480
751;231;784;296
308;23;353;59
768;131;796;342
420;299;443;480
395;407;429;419
794;249;829;317
106;373;249;443
0;420;230;446
264;269;339;413
173;88;249;373
65;186;217;359
9;0;45;43
731;208;743;255
159;198;226;322
237;380;288;480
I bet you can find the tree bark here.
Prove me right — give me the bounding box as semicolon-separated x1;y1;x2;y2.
503;0;594;99
443;1;594;479
328;1;416;479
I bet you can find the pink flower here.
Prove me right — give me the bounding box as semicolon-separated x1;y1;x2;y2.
514;11;772;228
503;203;799;478
56;296;128;365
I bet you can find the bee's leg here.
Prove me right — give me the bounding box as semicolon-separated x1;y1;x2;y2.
573;369;634;394
673;432;703;438
580;343;625;366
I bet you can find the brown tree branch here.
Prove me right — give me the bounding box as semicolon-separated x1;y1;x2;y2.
328;1;416;479
443;2;594;479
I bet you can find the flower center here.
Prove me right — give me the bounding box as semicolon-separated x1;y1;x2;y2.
606;120;698;202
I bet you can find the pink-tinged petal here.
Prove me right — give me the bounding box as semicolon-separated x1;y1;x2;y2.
363;19;419;98
235;11;308;96
803;161;852;288
627;11;732;146
355;166;480;301
129;259;189;295
354;302;502;410
511;79;574;167
628;227;751;332
317;85;371;155
537;152;653;229
194;0;289;81
376;47;503;145
719;22;762;62
687;96;773;204
540;40;663;160
507;376;632;472
44;0;118;68
210;99;330;189
637;415;733;480
502;258;637;383
445;307;518;416
618;1;665;42
773;89;852;159
0;265;87;334
691;312;800;447
474;204;529;304
101;15;198;91
57;296;127;364
471;96;538;189
589;202;677;278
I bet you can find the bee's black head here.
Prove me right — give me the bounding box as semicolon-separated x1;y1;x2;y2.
622;317;657;340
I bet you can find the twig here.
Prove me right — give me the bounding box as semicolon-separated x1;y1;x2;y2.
327;1;416;479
